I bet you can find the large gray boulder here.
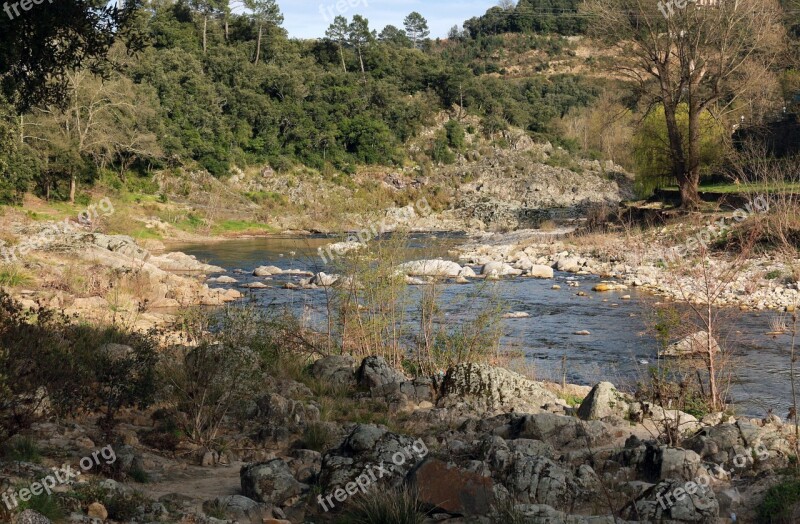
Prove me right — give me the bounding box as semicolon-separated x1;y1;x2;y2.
311;355;357;387
318;425;428;491
481;261;523;277
622;478;719;522
202;495;269;522
507;413;612;450
357;356;405;389
660;331;720;358
440;363;566;415
397;260;463;277
577;382;630;421
240;459;304;506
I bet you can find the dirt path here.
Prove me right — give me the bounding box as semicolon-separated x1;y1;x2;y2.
139;462;244;514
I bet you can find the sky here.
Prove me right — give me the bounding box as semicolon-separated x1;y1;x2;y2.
275;0;499;40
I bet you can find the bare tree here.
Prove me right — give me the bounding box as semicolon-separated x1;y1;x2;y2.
585;0;785;208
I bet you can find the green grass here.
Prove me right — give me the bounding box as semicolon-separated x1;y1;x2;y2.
17;494;64;522
211;220;275;235
757;477;800;523
2;436;41;462
0;266;32;287
127;227;163;240
662;182;800;194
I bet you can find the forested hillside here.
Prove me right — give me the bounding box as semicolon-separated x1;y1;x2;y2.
0;1;606;207
0;0;798;211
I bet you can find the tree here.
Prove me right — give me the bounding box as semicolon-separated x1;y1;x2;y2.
190;0;226;54
325;16;350;73
243;0;283;65
348;15;376;79
585;0;784;207
403;12;430;49
634;104;726;197
379;25;412;47
0;0;143;111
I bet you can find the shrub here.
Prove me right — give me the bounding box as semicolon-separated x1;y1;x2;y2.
757;477;800;523
161;341;262;447
17;493;64;522
303;422;334;453
0;292;159;439
338;488;425;524
1;435;41;462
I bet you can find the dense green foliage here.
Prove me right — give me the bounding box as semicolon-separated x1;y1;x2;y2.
0;1;599;204
633;104;727;196
464;0;588;38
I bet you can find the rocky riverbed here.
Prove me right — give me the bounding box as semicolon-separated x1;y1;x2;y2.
453;228;800;313
4;356;798;523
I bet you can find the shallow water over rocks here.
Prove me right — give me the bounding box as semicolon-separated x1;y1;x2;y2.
172;235;793;419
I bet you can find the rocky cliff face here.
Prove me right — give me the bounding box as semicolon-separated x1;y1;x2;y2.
442;144;635;231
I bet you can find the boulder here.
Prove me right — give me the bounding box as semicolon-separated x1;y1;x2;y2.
398;260;463;277
528;265;554;279
555;256;582;273
505;455;575;507
240;459;304;506
87;502;109;520
14;510;51;524
622;478;719;522
311;355;357;387
208;276;238;284
459;266;477;278
254;265;283;277
577;382;630;420
203;495;268;521
357;356;406;390
409;458;495;516
311;272;338;287
440;363;565;416
481;261;523;277
660;331;720;358
318;425;428;490
509;413;612;449
150;252;225;273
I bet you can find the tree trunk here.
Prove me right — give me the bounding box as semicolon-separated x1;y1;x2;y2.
254;24;262;65
662;102;700;209
203;15;208;54
224;18;229;41
339;43;347;73
357;46;366;84
69;174;76;204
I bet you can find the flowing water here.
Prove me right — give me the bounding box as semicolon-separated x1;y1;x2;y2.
170;235;794;419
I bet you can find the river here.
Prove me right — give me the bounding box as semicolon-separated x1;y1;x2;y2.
170;235;795;419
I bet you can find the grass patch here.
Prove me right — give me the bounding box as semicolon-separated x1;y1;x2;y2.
0;266;32;287
211;220;276;236
757;477;800;523
303;422;334;452
2;436;42;462
17;493;64;522
766;270;783;280
338;488;425;524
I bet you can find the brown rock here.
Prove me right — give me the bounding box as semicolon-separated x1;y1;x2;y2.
87;502;108;520
409;458;494;515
